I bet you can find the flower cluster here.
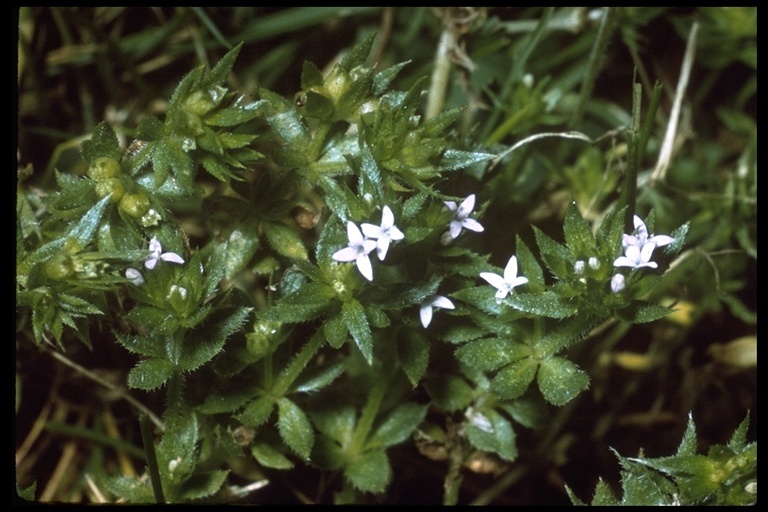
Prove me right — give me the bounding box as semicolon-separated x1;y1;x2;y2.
613;216;674;270
332;206;404;281
611;215;674;293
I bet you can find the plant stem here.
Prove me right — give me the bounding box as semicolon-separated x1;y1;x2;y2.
274;329;325;396
425;26;455;121
140;414;165;504
349;355;394;455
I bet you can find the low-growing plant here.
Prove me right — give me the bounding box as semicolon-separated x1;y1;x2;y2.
16;7;755;505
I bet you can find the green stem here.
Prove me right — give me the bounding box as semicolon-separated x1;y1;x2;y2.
349;356;394;456
569;7;616;130
443;419;465;506
425;26;455;121
274;329;325;396
140;413;165;504
307;122;332;164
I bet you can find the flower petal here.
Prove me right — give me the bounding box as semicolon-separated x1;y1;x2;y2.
420;304;433;328
361;223;383;239
431;296;455;310
503;256;519;283
480;272;506;290
333;247;359;262
381;206;395;229
376;238;391;260
460;218;484;233
457;194;476;217
347;221;364;245
356;254;373;281
160;252;185;265
650;234;675;247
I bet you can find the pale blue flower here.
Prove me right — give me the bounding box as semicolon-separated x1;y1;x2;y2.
622;215;675;251
441;194;484;245
332;221;377;281
480;255;528;299
420;294;455;328
614;216;674;270
361;206;404;261
144;237;185;270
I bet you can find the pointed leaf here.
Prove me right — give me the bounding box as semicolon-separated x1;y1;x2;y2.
127;358;175;390
342;299;373;364
537;356;589;406
367;403;427;449
277;397;314;459
344;449;391;493
490;358;538;399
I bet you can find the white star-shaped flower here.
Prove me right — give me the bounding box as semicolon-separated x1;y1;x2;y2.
144;237;185;270
480;255;528;299
419;295;455;328
622;215;675;251
440;194;484;245
332;221;377;281
361;206;404;261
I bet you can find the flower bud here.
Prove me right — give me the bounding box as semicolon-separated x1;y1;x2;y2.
119;192;151;218
43;252;74;280
87;157;121;181
610;273;626;293
95;178;125;203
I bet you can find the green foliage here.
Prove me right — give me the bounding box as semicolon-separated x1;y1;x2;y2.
17;7;754;505
567;413;756;506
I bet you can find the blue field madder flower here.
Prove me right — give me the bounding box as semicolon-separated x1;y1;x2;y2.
613;215;674;270
333;221;377;281
361;206;405;261
420;295;455;328
144;236;185;270
480;255;528;299
440;194;485;245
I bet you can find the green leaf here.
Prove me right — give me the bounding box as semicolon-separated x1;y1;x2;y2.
237;396;275;428
81;121;121;163
178;470;229;501
205;104;264;127
262;220;309;260
323;313;348;349
342;299;373;364
293;360;346;393
339;32;376;70
252;442;294;469
127;358;175;390
455;338;531;372
515;236;545;292
439;149;495;171
180;307;252;372
104;476;155;503
157;414;199;485
277;397;314;459
267;282;334;323
563;201;598;257
396;330;430;386
533;226;571;280
490;358;538;399
344;449;391;494
616;301;673;323
366;403;427;450
506;291;578;319
466;409;517;461
300;60;324;89
536;356;589;406
201;42;242;88
424;375;475;412
113;332;166;359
